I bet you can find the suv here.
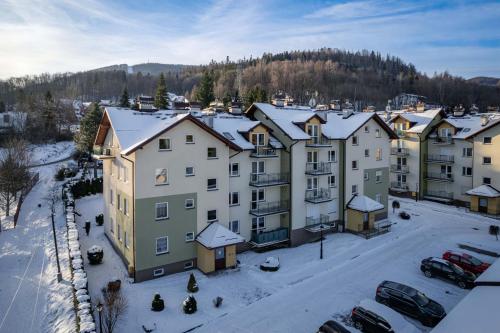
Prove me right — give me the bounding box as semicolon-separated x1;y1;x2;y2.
318;320;351;333
420;257;476;289
351;306;394;333
375;281;446;327
442;251;491;275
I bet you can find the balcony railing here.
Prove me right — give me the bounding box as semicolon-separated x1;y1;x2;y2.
390;164;409;173
249;173;290;187
424;190;454;200
306;136;331;147
424;172;454;182
390;147;409;156
425;154;454;163
250;146;277;158
249;200;289;216
305;214;336;232
250;227;289;247
432;136;454;145
305;162;332;175
390;181;409;191
305;188;332;203
394;129;409;138
92;146;114;159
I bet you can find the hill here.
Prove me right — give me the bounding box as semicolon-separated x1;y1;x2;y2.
468;76;500;87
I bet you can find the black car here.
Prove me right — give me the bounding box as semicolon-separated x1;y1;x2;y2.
351;306;393;333
375;280;446;327
420;257;476;289
318;320;351;333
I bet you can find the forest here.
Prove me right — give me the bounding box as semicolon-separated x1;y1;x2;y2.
1;48;499;110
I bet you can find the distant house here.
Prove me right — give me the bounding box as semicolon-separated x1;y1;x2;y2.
0;111;27;134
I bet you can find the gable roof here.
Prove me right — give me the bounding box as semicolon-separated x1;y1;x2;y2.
464;117;500;139
323;112;397;139
389;109;443;134
466;185;500;198
347;194;385;212
196;222;244;249
431;115;500;139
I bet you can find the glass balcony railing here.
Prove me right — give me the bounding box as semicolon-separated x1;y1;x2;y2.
305;162;332;175
250;227;289;246
249;200;289;216
249;173;289;187
305;188;332;203
250;146;277;157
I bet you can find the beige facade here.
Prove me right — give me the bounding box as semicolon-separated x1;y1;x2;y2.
471;123;500;190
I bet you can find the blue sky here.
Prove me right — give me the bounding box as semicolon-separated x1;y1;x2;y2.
0;0;499;79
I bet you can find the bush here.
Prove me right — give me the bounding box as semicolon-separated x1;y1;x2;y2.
213;296;223;308
187;273;199;292
55;168;66;181
399;211;411;220
87;245;104;265
183;295;197;314
95;214;104;226
151;293;165;312
107;279;121;292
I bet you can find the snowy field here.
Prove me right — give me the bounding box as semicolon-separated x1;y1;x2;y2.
29;141;74;165
75;195;500;333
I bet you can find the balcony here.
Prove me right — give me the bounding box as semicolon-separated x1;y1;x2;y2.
306;136;331;147
305;162;332;175
425;172;454;182
249;173;290;187
250;227;289;247
92;146;114;160
305;188;333;203
432;136;454;145
390;164;409;173
250;146;277;158
424;190;454;201
305;214;336;232
390;181;409;191
425;154;454;164
249;200;289;216
390;147;409;156
394;129;409;138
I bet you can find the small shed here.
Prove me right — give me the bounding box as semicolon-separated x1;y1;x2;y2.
196;223;244;274
466;185;500;215
346;195;385;232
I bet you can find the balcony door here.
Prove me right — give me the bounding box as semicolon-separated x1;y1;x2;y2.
307;151;319;170
307;124;319;143
397;157;407;170
251;133;265;147
251;161;265;183
251;189;265;210
439;127;452;138
307;177;319;196
441;165;452;179
397;174;407;185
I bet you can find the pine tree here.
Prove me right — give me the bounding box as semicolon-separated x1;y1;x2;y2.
187;273;199;292
119;88;130;107
196;70;215;109
75;103;103;153
182;295;197;314
154;73;168;109
151;293;165;311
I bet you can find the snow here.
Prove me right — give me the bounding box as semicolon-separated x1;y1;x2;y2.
389;109;442;134
252;103;312;140
212;116;261;150
358;299;420;333
347;195;385;212
196;222;244;249
87;245;103;254
74;194;500;333
323;112;374;139
474;258;500;285
261;257;280;269
466;185;500;198
441;116;500;139
28;141;75;165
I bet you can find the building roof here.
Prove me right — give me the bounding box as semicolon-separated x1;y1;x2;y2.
322;111;397;139
196;222;245;249
464;116;500;139
433;114;500;139
389;108;442;134
347;195;385;212
466;185;500;198
475;257;500;286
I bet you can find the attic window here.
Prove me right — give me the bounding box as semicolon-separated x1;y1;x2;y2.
222;132;235;140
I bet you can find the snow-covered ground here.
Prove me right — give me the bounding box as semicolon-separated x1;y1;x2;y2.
29;141;74;165
0;146;76;333
75;195;500;333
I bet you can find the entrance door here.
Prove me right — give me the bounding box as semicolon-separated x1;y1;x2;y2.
215;247;226;270
363;213;369;230
479;198;488;213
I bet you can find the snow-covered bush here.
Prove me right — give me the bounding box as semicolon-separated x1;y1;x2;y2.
187;273;199;292
182;295;197;314
95;214;104;226
151;293;165;312
87;245;103;265
260;257;280;272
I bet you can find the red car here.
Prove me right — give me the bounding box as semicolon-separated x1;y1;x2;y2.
442;251;491;275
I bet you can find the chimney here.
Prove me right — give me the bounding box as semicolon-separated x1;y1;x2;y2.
342;109;354;119
480;115;489;126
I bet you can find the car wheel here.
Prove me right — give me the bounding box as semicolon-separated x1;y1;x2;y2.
424;270;433;278
458;281;466;289
354;321;364;331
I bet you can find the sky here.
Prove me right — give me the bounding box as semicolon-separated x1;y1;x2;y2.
0;0;499;79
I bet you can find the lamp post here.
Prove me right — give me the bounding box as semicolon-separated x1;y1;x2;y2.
97;301;103;333
320;224;324;260
51;211;62;282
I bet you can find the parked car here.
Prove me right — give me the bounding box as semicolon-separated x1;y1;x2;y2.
420;257;476;289
318;320;351;333
351;304;394;333
442;251;491;275
375;281;446;327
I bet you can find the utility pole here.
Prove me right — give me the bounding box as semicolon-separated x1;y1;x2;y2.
51;211;62;282
320;224;324;260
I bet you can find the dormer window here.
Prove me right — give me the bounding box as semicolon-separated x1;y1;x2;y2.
439;128;452;138
251;133;265;147
307;124;319;143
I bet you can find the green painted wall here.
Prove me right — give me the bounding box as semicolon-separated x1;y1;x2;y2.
363;167;389;215
134;193;197;271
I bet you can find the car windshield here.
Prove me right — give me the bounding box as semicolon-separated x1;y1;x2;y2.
468;256;482;266
413;291;430;306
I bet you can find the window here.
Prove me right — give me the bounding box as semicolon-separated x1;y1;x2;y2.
123;198;128;215
462;167;472;176
185;135;194;144
375;194;382;203
155;202;169;220
483;157;492;165
153;268;165;277
110;217;114;234
251;217;265;231
463;148;472;157
117;224;122;241
229;220;240;234
328;150;336;162
207;147;217;159
352;160;358;170
207;210;217;222
328;175;336;187
352;136;358;145
155;237;169;255
117;193;121;210
252;161;265;174
364;126;369;133
184;261;194;269
483;177;491;185
364;149;370;157
155;168;168;185
376;148;382;161
229;163;239;177
185;232;195;242
251;189;265;204
375;129;381;138
352;185;358;195
185;166;195;176
124;231;129;248
110;189;114;205
251;133;265;146
375;170;382;183
123;166;128;182
364;172;369;180
207;178;217;191
159;138;171;150
229;192;239;206
483;137;492;144
185;198;195;209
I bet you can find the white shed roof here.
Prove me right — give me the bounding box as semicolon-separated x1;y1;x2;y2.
196;223;244;249
347;195;384;212
466;185;500;198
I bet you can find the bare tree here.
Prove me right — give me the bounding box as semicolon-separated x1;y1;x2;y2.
45;184;63;281
98;287;128;333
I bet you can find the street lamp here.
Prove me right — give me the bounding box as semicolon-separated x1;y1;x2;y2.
320;224;324;260
50;211;62;282
96;301;103;333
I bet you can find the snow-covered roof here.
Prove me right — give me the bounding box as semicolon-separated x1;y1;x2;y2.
196;222;244;249
438;115;500;139
475;258;500;285
347;195;384;212
431;286;500;333
359;299;420;333
466;185;500;198
323;112;374;139
390;109;442;133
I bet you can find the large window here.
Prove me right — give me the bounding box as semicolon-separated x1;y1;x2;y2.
251;133;265;146
229;192;239;206
251;217;265;231
229;220;240;234
156;237;169;255
158;138;171;150
207;147;217;159
155;168;168;185
229;163;239;177
207;178;217;191
117;193;121;210
252;161;265;174
155;202;169;220
463;148;472;157
207;210;217;222
462;167;472;176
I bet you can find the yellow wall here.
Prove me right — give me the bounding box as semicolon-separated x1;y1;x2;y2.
436;122;456;134
225;245;236;268
196;244;215;274
469;196;500;215
393;117;411;130
306;117;323;136
346;209;375;232
470;196;479;211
